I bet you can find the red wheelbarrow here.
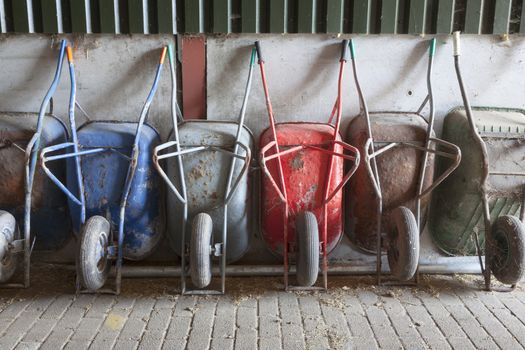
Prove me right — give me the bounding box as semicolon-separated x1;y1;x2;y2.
257;41;360;290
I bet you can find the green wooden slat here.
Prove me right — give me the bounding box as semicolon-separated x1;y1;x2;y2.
408;0;426;34
326;0;343;33
521;0;525;33
464;0;483;34
128;0;146;33
12;0;32;32
380;0;399;33
436;0;454;34
242;0;259;32
213;0;231;33
269;0;287;33
493;0;511;34
70;0;91;33
157;0;175;33
41;0;62;33
297;0;315;33
185;0;204;33
353;0;371;34
99;0;118;33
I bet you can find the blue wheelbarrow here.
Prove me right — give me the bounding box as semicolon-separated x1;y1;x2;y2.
0;40;70;287
41;46;167;294
153;47;254;294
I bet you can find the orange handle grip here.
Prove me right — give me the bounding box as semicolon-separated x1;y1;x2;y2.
66;46;73;63
160;47;167;64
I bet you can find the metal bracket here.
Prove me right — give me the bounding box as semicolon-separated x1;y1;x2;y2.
212;243;223;257
10;239;25;254
106;245;118;259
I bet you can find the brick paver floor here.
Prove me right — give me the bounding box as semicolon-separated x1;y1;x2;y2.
0;264;524;349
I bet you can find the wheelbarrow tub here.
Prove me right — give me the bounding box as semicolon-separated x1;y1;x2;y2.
259;122;344;257
166;120;254;263
0;112;70;250
345;113;435;253
67;121;163;261
429;108;525;256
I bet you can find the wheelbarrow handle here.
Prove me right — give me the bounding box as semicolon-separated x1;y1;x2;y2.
255;41;264;63
340;40;349;62
453;31;461;57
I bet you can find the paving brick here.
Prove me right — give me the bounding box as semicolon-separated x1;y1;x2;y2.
356;290;403;349
40;328;74;350
22;319;57;343
457;290;521;349
13;341;39;350
3;273;525;350
342;293;377;349
476;291;525;347
83;295;115;319
210;298;235;350
298;296;330;350
129;298;156;320
63;340;90;350
40;295;74;320
113;338;139;350
279;293;305;350
234;299;257;350
185;298;217;350
380;294;427;349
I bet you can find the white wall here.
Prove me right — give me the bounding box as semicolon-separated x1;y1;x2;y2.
0;34;176;140
207;34;525;137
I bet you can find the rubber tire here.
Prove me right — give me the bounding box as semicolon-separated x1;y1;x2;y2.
489;215;525;285
190;213;213;289
387;207;420;281
0;211;18;283
296;211;320;287
79;216;111;291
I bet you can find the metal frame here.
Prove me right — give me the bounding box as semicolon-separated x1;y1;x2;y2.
257;40;360;291
153;46;254;295
40;46;168;295
0;40;68;289
452;31;525;292
350;38;461;285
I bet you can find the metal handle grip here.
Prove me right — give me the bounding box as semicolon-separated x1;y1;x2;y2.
453;31;461;56
341;40;349;61
255;41;264;63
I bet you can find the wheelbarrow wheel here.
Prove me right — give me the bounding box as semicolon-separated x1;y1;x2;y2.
489;215;525;285
296;211;319;287
79;216;111;291
387;207;419;281
190;213;213;289
0;211;19;283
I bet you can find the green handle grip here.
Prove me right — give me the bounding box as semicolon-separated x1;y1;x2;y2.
168;45;174;64
349;39;356;59
250;47;256;65
429;38;436;57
